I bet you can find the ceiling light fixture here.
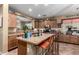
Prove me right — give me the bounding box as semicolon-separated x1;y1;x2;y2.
28;8;32;12
38;14;41;17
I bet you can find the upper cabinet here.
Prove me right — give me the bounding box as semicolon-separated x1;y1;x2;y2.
34;21;39;28
8;13;16;27
34;20;58;28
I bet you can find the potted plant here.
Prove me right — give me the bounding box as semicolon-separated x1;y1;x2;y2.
21;23;28;38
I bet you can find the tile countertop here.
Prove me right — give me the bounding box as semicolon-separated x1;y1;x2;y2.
17;33;55;45
8;32;24;36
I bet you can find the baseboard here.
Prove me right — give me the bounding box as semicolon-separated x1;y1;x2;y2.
58;41;79;45
8;47;17;52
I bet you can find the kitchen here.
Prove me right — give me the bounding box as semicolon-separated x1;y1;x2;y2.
1;4;79;55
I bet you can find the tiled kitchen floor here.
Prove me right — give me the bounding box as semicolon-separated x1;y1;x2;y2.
2;43;79;55
59;43;79;55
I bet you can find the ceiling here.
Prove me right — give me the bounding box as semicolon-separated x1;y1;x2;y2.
9;4;79;19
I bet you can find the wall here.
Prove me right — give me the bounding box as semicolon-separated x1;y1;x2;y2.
16;15;33;29
2;4;8;53
0;28;3;54
0;5;3;54
56;16;79;34
0;4;8;54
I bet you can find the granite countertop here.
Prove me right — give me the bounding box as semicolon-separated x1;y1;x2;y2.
8;32;24;36
17;33;55;45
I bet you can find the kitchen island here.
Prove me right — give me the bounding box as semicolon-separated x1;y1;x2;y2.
17;33;57;55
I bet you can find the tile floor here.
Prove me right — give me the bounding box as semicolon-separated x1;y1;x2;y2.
59;43;79;55
2;43;79;55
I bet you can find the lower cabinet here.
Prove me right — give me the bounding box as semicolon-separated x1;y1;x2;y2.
59;34;79;44
8;35;17;51
8;34;24;51
63;35;70;43
70;36;78;44
76;36;79;44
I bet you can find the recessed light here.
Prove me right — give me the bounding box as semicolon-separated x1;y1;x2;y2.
44;4;48;6
38;14;41;17
28;8;32;12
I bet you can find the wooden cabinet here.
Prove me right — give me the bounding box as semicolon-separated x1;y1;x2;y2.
8;33;24;51
63;35;70;43
59;35;70;42
18;40;27;55
39;20;45;28
8;13;16;27
8;35;17;51
70;36;77;43
51;20;58;28
34;20;58;28
34;21;39;28
59;34;79;44
59;34;64;41
43;20;58;28
76;36;79;44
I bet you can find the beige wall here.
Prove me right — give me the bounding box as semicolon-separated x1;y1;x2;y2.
0;4;8;54
2;4;8;53
0;5;3;54
0;28;3;54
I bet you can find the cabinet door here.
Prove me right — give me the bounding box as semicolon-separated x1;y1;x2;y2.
62;35;70;43
39;21;44;28
57;34;71;43
35;21;39;28
59;34;64;41
8;13;16;27
51;21;58;28
38;21;41;28
8;35;17;51
76;36;79;44
70;36;78;44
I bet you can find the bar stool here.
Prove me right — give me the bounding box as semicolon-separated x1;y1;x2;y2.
39;40;50;55
53;32;59;55
31;40;49;55
48;36;54;55
38;37;54;55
